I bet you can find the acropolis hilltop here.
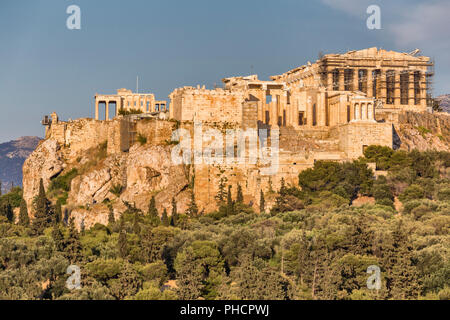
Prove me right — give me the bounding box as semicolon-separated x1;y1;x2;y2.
28;47;448;222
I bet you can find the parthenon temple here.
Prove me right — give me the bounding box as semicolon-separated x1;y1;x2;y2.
169;48;433;126
88;48;434;158
94;88;167;120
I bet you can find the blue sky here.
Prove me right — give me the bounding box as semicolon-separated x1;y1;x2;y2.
0;0;449;142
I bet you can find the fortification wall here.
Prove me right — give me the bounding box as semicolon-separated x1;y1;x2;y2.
170;87;245;123
338;122;393;158
47;119;116;156
135;119;177;145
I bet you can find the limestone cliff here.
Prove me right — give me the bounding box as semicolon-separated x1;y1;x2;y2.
395;111;450;152
22;112;450;229
22;119;191;229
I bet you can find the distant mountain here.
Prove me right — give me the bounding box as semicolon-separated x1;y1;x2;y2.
436;94;450;113
0;136;41;193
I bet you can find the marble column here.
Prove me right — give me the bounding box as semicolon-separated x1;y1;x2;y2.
327;71;333;91
408;72;415;106
368;103;374;120
367;69;373;97
105;101;109;120
394;71;401;106
361;103;367;120
339;69;345;91
380;71;387;104
353;69;359;92
354;103;360;120
95;99;99;120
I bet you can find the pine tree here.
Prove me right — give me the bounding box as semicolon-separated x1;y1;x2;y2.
148;196;158;218
4;203;13;223
259;190;265;213
63;208;70;226
118;220;129;259
215;177;227;204
108;205;115;226
280;178;287;196
383;221;421;299
161;209;169;226
0;180;2;196
170;197;178;226
65;218;83;263
236;184;244;204
19;199;30;226
226;185;234;216
54;201;62;225
133;212;141;234
187;192;199;217
32;179;53;234
51;224;65;251
80;218;85;234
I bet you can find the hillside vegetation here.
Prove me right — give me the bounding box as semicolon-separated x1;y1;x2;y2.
0;146;449;300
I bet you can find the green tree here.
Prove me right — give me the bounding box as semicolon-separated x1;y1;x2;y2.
18;199;29;226
259;190;265;213
65;218;83;263
80;218;85;234
279;178;287;196
226;185;234;216
148;196;158;218
382;222;421;299
118;222;129;260
54;201;62;225
108;262;142;300
399;184;426;203
133;212;141;235
32;179;54;234
175;240;224;300
236;184;244;204
170;197;178;227
108;205;115;226
161;209;169;227
52;224;65;251
230;255;293;300
215;176;227;204
2;202;14;223
187;192;199;217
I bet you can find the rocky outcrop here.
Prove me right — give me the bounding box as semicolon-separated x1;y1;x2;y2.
22;133;191;229
121;144;190;213
396;111;450;152
22;112;450;229
22;139;64;208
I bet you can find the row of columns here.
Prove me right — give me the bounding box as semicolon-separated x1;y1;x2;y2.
326;69;426;107
122;95;154;112
95;96;168;120
256;91;329;128
353;102;375;122
95;99;120;120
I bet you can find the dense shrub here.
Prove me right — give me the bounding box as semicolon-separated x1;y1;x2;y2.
49;169;78;192
0;148;448;300
399;184;426;203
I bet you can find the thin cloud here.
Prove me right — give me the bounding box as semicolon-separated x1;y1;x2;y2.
389;1;450;48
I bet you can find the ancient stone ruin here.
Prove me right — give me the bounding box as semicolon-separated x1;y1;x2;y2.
28;47;441;227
